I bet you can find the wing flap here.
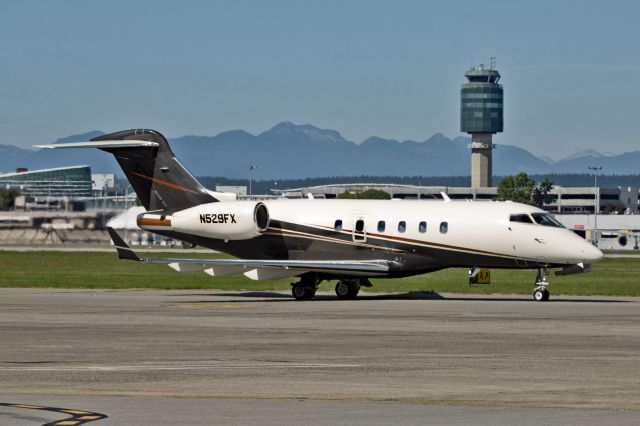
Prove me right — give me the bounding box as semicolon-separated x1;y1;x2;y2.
244;268;301;281
204;265;248;277
168;262;211;272
147;257;390;273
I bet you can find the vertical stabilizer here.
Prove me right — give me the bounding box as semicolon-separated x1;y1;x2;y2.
92;129;217;211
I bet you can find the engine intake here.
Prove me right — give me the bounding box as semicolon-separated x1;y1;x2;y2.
254;202;269;232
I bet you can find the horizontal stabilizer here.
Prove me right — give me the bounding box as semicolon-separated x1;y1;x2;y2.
34;140;159;149
37;128;218;211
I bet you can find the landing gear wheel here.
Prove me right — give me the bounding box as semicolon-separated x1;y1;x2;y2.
335;280;360;299
532;267;551;302
292;284;316;301
291;273;319;301
533;287;550;302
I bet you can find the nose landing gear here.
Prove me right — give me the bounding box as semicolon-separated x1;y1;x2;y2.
533;267;550;302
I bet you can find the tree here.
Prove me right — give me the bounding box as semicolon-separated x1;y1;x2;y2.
0;189;20;210
497;172;535;204
337;189;391;200
602;202;627;215
497;173;555;207
532;178;554;208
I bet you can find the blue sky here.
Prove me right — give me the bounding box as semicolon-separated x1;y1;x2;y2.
1;0;639;159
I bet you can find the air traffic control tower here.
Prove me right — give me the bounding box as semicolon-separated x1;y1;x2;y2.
461;63;503;187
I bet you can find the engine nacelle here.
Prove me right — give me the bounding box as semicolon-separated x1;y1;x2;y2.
137;201;270;241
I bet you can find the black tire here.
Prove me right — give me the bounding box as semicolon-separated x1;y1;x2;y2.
348;282;361;298
335;280;360;299
335;281;350;299
533;288;548;302
542;288;550;301
292;285;315;301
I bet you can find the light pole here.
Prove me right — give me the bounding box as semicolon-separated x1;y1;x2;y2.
588;166;602;246
249;165;257;197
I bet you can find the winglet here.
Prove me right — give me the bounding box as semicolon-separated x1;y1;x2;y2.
106;227;141;261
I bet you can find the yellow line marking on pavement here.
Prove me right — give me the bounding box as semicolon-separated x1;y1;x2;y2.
0;402;107;425
12;404;46;409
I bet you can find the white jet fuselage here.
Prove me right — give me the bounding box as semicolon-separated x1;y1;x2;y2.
139;198;603;274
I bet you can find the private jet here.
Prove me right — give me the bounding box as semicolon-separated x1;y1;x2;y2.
37;129;603;301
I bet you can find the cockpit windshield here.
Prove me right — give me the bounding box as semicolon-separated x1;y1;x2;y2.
509;214;533;224
531;213;565;228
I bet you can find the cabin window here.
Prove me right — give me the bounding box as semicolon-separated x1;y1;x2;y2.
398;221;406;233
531;213;565;228
334;219;342;231
355;219;365;232
418;221;427;233
510;214;533;224
377;220;386;232
439;221;448;234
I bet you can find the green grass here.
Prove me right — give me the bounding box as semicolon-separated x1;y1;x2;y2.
1;251;639;296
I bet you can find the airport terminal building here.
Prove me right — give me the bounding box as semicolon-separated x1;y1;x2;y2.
0;165;93;198
276;183;640;214
0;165;125;211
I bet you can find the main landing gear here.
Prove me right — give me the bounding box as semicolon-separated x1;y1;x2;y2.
335;278;371;300
335;279;360;299
291;273;319;301
533;267;550;302
291;276;372;301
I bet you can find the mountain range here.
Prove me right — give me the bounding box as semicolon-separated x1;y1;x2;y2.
1;122;638;179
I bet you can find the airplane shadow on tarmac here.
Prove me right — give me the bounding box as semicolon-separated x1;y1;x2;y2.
170;291;631;304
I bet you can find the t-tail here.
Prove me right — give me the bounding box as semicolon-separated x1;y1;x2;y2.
36;129;217;212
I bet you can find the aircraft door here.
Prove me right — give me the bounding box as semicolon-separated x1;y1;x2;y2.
353;216;367;242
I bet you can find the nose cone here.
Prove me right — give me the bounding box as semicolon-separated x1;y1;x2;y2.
582;242;604;263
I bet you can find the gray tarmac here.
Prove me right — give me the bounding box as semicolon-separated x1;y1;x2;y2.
0;288;639;425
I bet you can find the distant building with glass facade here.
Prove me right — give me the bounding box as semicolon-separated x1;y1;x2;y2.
0;165;93;198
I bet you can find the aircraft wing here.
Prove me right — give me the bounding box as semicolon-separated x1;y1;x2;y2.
106;227;391;280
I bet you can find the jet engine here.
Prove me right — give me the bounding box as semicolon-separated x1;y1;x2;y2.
137;201;270;241
618;234;628;247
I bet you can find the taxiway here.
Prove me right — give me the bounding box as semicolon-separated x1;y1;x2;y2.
1;288;639;425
